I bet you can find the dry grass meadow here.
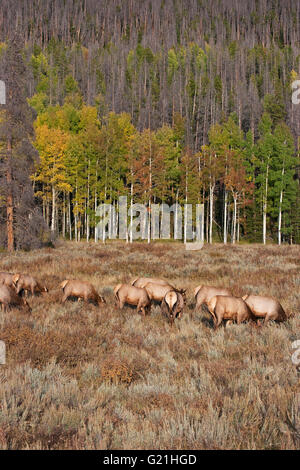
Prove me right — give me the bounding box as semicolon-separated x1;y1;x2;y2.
0;240;299;450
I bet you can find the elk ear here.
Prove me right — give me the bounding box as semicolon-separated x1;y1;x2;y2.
60;280;69;290
194;285;202;297
13;274;20;285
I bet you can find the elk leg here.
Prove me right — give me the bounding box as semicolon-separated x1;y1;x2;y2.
145;304;151;315
214;313;223;330
139;305;146;316
61;294;69;303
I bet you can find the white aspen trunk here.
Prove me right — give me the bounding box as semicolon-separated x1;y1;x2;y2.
94;190;97;242
55;204;59;236
227;203;231;241
66;198;69;238
237;206;240;243
232;195;237;244
68;194;72;241
147;200;151;244
148;130;152;244
223;189;227;244
278;166;284;245
51;185;56;233
209;183;214;244
184;204;187;244
160;198;163;239
94;163;98;242
102;212;106;244
128;171;133;243
74;212;78;242
263;163;269;245
75;182;78;242
142;193;147;239
42;191;46;220
206;200;209;243
278;195;282;245
62;193;66;238
86;214;90;242
46;201;49;227
109;197;112;240
184;166;188;244
115;200;118;238
94;198;97;242
130;192;133;244
174;190;179;239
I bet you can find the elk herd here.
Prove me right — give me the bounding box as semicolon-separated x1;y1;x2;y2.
0;270;288;329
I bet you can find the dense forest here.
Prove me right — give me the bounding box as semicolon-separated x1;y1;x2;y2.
0;0;300;247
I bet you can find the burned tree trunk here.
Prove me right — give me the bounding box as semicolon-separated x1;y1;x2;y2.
0;35;49;251
6;138;14;251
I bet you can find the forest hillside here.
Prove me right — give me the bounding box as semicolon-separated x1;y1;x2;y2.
0;0;299;247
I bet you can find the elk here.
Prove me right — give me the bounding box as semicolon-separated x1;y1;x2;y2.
0;272;17;289
114;284;151;316
144;282;186;304
60;280;105;307
13;274;48;296
0;284;31;313
161;290;184;325
194;285;232;310
131;277;173;289
207;295;254;329
242;294;287;324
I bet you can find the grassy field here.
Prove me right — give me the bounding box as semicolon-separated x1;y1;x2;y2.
0;241;299;450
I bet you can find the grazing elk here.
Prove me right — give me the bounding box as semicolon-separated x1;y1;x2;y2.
0;272;17;289
161;290;184;325
207;295;254;329
131;277;173;289
60;280;105;307
194;285;232;311
144;282;186;304
13;274;48;296
242;294;287;324
114;284;151;316
0;284;31;313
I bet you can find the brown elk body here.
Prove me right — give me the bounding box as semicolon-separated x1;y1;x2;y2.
207;295;254;329
194;285;232;310
0;285;31;313
60;280;105;306
114;284;151;316
144;282;186;304
242;295;287;324
0;272;17;289
131;277;173;289
161;290;184;325
13;274;48;296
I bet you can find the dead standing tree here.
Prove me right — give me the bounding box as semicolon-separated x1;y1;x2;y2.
0;36;48;251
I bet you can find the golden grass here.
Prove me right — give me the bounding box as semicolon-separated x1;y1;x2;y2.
0;241;299;449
